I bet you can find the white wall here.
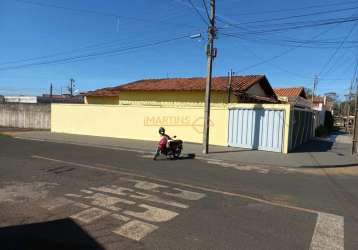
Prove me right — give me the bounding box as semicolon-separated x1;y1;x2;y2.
5;96;37;103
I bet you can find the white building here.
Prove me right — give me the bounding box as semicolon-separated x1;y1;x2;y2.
4;96;37;104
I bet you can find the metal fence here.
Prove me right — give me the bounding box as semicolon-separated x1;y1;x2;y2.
289;108;314;151
0;103;50;129
228;108;285;153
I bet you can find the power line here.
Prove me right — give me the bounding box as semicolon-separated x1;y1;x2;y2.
322;50;353;77
187;0;209;25
318;22;358;77
0;38;127;66
220;16;358;35
0;34;193;71
235;6;358;26
226;0;358;17
221;32;353;81
13;0;200;29
202;0;211;22
227;35;358;50
221;26;336;73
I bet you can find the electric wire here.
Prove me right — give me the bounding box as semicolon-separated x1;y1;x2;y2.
227;0;358;17
318;23;358;77
0;34;193;71
187;0;209;25
233;6;358;26
13;0;200;29
221;26;337;73
202;0;211;23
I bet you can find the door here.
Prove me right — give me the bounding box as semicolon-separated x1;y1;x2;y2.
228;108;285;153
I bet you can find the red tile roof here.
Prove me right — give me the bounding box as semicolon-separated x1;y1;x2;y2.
83;87;120;97
273;87;307;99
84;75;268;96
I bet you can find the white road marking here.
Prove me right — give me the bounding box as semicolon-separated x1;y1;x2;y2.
70;207;111;224
113;220;158;241
206;160;270;174
122;178;168;192
39;197;74;210
310;212;344;250
65;193;83;198
32;155;325;214
164;188;206;201
234;165;269;174
139;155;155;159
73;202;90;209
112;214;130;222
124;204;178;222
80;189;93;194
83;193;135;211
19;136;273;175
207;160;235;167
90;186;133;196
130;192;188;209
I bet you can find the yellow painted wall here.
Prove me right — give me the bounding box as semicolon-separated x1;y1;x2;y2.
51;102;291;153
85;91;238;105
51;103;229;147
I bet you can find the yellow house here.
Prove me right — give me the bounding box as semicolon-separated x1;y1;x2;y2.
83;75;278;105
51;75;314;154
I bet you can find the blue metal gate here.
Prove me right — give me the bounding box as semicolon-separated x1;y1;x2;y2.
228;108;285;153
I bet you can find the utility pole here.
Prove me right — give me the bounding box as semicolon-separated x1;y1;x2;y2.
203;0;216;154
50;83;53;98
227;69;233;103
69;78;75;97
312;75;319;103
352;78;358;153
346;81;353;133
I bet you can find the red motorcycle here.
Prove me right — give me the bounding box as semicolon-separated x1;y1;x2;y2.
165;136;183;159
154;136;183;160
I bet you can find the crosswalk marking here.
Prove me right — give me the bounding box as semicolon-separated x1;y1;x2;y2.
310;212;344;250
164;187;207;201
70;207;111;224
123;204;179;223
113;220;159;241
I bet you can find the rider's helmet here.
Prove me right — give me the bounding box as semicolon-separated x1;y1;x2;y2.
159;127;165;135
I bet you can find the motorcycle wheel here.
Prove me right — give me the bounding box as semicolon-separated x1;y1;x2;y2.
174;149;182;159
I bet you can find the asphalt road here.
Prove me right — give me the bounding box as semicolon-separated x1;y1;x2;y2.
0;136;357;249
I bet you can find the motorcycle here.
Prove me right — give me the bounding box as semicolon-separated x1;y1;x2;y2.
160;136;183;159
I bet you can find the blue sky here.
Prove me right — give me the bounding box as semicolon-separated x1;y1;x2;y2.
0;0;357;99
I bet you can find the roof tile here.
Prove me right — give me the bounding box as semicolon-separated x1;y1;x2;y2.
273;87;306;98
84;75;266;96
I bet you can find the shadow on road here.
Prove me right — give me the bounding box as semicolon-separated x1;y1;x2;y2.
208;149;253;154
180;153;196;159
292;139;334;153
300;163;358;169
155;153;196;160
0;218;105;250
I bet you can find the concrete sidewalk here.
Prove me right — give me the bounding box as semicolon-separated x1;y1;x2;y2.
11;130;358;168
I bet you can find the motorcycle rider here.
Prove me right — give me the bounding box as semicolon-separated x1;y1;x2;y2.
153;127;172;160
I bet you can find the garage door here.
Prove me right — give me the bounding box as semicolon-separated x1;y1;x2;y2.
228;109;285;153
